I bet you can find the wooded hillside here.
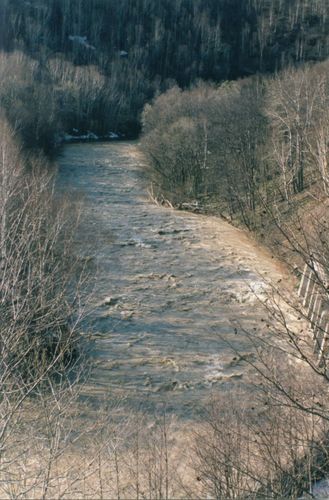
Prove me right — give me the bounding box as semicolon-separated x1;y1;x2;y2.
1;0;329;149
2;0;329;80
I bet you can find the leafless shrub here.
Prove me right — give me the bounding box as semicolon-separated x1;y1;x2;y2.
0;116;93;495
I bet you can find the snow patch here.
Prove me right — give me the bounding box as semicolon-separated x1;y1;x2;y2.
69;35;96;50
60;130;122;143
63;131;99;142
106;132;120;139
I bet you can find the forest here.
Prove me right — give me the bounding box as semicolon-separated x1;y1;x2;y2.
141;62;329;231
1;0;329;498
0;0;329;149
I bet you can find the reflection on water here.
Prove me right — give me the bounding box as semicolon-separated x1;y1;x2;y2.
57;142;284;417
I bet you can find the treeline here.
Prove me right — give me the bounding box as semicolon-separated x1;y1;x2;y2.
1;0;329;150
0;50;154;152
141;59;329;229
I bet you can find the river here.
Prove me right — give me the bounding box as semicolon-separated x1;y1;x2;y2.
57;141;285;418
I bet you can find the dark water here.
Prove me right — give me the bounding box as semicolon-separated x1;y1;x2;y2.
57;142;283;417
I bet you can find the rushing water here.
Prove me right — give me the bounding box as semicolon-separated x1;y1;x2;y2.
57;142;284;417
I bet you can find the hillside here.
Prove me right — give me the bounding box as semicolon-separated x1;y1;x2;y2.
1;0;329;150
3;0;329;79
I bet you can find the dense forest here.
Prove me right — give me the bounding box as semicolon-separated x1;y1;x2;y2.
1;0;329;150
3;0;329;78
